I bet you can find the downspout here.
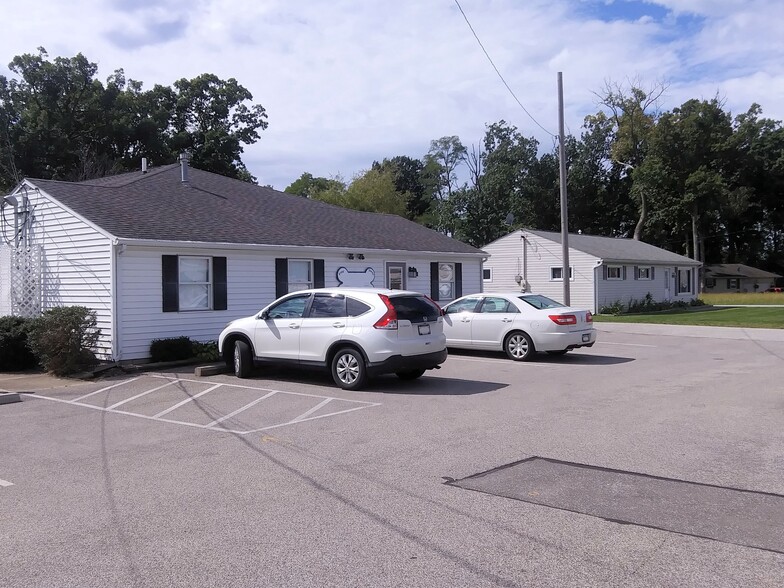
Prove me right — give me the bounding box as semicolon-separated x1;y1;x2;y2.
110;238;120;362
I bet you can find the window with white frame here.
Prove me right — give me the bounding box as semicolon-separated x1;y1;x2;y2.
607;265;623;280
550;266;573;281
438;262;455;299
482;268;493;282
637;266;652;280
178;256;211;310
678;269;692;294
288;259;313;292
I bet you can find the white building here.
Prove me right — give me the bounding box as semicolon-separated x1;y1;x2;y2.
481;229;702;313
0;161;485;361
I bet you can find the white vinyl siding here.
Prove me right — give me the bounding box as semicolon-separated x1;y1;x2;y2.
482;231;595;311
21;188;113;358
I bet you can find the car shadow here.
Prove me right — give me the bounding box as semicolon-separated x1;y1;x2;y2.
242;366;508;396
446;348;634;365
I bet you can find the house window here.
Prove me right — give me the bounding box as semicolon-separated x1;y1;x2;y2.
550;266;573;281
288;259;313;292
179;257;212;310
607;265;623;280
727;278;739;290
162;255;227;312
705;278;716;288
483;268;493;282
678;269;692;294
637;267;652;280
438;262;454;299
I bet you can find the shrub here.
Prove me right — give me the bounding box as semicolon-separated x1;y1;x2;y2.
0;315;39;371
192;340;219;361
599;300;625;315
27;306;101;376
149;336;194;362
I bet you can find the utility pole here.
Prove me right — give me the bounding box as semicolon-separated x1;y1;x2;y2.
558;72;570;305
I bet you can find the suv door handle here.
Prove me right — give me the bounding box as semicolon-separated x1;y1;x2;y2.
289;323;300;329
332;322;345;328
461;318;471;323
501;318;513;323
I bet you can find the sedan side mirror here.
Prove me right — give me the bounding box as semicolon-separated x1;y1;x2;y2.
259;310;269;320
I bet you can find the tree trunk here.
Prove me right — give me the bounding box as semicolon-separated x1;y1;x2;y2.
632;190;647;241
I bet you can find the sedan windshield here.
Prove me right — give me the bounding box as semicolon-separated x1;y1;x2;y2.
517;294;564;310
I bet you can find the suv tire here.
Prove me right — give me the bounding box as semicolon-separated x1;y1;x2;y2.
234;340;253;378
331;347;368;390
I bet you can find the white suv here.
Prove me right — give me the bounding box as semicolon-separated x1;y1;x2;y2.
218;288;447;390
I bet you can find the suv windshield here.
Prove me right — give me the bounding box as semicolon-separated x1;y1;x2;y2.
517;294;564;310
389;295;440;323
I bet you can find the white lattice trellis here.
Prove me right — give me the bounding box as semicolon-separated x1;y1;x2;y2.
0;245;42;317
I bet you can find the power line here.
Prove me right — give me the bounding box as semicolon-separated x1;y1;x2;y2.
453;0;556;137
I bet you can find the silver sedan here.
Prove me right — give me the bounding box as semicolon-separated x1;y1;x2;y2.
442;292;597;361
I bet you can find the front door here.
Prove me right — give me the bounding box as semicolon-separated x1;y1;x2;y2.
254;293;309;359
664;269;672;301
386;262;406;290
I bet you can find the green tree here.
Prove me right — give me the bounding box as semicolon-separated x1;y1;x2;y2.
311;167;407;216
284;172;344;197
591;80;666;239
0;49;268;189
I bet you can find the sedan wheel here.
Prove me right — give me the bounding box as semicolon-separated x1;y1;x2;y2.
504;331;535;361
331;348;368;390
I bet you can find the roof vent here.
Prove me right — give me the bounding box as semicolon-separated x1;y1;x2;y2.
180;152;190;184
141;158;148;173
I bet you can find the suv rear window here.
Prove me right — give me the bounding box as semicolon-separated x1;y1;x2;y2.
389;295;440;323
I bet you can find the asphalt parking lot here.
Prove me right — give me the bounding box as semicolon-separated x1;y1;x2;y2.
2;324;783;587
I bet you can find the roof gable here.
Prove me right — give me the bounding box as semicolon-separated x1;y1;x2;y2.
29;166;483;255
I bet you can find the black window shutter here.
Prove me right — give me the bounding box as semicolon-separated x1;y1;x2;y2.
314;259;325;288
634;266;639;280
455;263;463;298
651;267;655;280
213;257;227;310
430;262;439;300
622;266;627;280
602;265;607;280
275;258;288;298
162;255;179;312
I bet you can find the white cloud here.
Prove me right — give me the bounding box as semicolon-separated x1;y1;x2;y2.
1;0;782;189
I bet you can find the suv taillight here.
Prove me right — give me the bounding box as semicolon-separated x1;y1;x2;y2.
373;294;398;330
548;314;577;326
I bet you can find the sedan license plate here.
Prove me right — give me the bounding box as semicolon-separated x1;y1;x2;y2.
582;333;590;342
418;324;431;335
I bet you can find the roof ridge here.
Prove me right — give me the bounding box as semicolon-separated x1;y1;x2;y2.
77;163;179;187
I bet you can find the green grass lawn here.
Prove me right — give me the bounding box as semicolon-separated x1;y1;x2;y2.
700;292;784;305
594;306;784;328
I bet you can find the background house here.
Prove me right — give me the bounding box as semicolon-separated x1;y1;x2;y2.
0;161;485;361
703;264;781;293
481;229;702;313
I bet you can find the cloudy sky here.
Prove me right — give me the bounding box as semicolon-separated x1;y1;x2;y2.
2;0;782;189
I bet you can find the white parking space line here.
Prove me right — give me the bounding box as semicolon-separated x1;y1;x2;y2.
153;383;223;418
72;377;143;402
106;379;178;410
206;391;278;428
599;341;657;348
0;478;13;487
292;398;332;422
29;374;381;435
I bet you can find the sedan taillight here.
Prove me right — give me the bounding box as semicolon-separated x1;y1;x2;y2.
373;294;398;330
585;311;593;323
548;314;577;326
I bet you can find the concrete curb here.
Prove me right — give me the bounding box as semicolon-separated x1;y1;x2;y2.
0;393;22;405
194;363;228;377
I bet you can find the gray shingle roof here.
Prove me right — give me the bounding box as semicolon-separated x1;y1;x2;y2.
526;229;701;265
704;264;781;279
30;165;483;255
